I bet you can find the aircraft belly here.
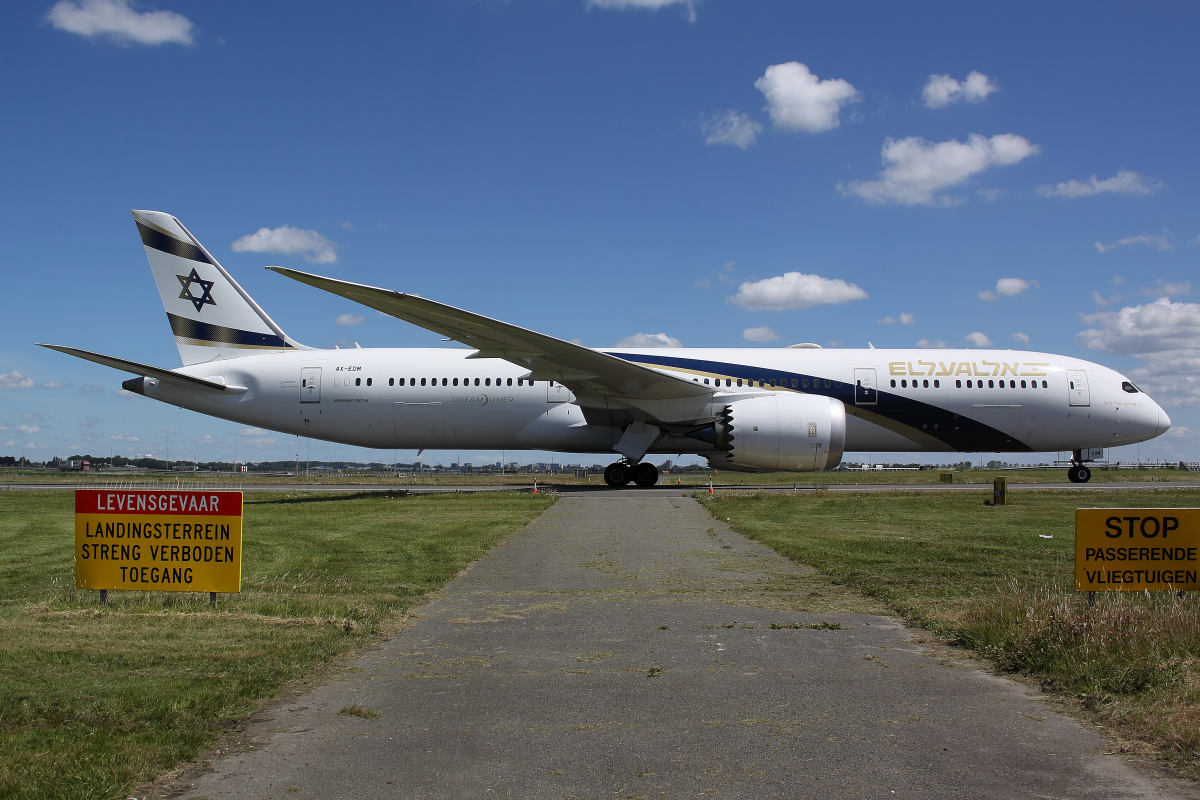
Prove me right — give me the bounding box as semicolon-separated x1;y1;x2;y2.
844;414;926;451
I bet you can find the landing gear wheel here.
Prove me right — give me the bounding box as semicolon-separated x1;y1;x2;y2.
1070;465;1092;484
604;462;633;487
632;462;659;488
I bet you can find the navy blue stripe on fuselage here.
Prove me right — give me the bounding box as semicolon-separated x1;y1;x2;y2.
605;351;1032;452
136;221;216;265
167;313;291;348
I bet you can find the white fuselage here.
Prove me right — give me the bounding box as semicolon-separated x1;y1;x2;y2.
140;346;1169;460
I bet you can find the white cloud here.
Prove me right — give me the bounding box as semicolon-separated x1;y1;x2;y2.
238;427;266;436
1011;332;1031;345
41;381;68;389
0;371;35;390
704;110;762;149
586;0;696;21
1093;289;1123;307
965;331;994;347
742;326;780;342
916;339;949;349
1078;298;1200;407
615;332;683;348
46;0;194;46
1095;229;1174;254
336;313;365;326
840;133;1040;206
728;272;868;311
978;277;1038;301
245;437;279;448
1140;281;1191;298
232;226;338;264
110;432;140;442
22;413;42;423
877;312;915;325
754;62;860;134
17;425;40;435
1037;170;1160;199
922;71;998;108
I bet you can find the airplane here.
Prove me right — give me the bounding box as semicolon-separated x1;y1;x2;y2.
41;210;1171;487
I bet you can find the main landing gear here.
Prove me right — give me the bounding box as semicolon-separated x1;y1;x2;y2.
604;460;659;488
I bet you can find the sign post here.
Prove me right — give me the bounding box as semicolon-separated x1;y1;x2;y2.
1075;509;1200;598
75;489;243;600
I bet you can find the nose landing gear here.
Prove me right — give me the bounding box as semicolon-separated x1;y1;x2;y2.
603;460;659;488
1067;449;1093;483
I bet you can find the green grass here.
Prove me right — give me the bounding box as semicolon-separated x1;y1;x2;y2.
3;465;1195;487
0;490;553;800
701;488;1200;774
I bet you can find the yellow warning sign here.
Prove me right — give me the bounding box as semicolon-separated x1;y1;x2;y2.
75;489;243;593
1075;508;1200;592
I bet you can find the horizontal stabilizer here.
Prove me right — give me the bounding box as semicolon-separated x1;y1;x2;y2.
37;344;245;393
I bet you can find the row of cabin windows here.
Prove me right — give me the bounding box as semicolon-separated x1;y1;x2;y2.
695;377;840;389
387;377;532;387
890;378;1050;389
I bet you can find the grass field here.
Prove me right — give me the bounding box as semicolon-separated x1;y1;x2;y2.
3;465;1195;488
701;488;1200;776
0;490;553;800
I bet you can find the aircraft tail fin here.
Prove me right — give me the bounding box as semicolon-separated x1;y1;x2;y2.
132;210;310;365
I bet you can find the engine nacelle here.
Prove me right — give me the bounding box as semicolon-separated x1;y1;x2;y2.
705;394;846;472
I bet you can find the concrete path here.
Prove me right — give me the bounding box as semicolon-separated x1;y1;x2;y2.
170;493;1195;799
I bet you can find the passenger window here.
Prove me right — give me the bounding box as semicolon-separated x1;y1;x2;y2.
367;378;372;386
453;378;459;386
421;378;427;386
1042;380;1048;388
736;379;743;387
355;378;361;386
389;378;395;386
704;378;710;385
901;379;907;388
988;380;994;388
507;378;513;386
891;379;897;388
485;378;491;386
934;380;940;388
791;378;798;388
802;379;809;388
922;380;929;388
955;380;961;388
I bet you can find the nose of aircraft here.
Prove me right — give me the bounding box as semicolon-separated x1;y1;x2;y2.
1156;403;1172;437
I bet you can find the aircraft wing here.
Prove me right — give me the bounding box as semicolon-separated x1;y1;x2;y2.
37;344;245;393
268;268;712;402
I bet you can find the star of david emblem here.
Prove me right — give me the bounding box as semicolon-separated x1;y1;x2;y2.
177;268;216;312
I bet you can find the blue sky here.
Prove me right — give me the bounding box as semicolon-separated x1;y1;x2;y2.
1;0;1197;467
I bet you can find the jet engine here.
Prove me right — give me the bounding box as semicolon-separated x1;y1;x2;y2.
701;394;846;472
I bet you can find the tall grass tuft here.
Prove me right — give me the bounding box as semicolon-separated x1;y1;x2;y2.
958;583;1200;697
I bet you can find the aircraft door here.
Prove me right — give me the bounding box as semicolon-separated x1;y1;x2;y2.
853;368;878;405
547;380;572;403
300;367;321;403
393;402;443;444
1066;369;1090;407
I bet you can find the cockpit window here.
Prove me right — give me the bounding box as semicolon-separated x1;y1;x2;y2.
1121;381;1140;394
